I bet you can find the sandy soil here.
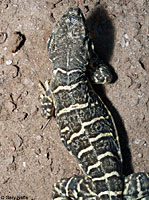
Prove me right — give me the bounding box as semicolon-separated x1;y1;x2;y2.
0;0;148;199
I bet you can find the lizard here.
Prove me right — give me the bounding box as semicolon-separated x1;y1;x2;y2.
39;7;149;200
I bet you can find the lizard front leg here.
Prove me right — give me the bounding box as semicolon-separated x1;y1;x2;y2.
87;41;112;84
39;80;55;119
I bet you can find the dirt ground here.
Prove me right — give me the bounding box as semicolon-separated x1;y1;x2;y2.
0;0;148;199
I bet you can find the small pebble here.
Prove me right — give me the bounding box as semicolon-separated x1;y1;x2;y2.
9;146;16;151
23;162;26;167
125;41;129;47
135;83;141;89
7;156;14;164
121;38;129;47
107;6;113;11
130;65;136;69
1;77;6;85
122;38;126;48
134;138;141;144
138;153;143;158
0;56;4;65
124;33;129;39
34;148;41;156
0;32;7;44
6;60;12;65
36;135;42;140
143;142;147;147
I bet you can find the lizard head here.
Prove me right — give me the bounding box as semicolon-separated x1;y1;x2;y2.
47;7;90;72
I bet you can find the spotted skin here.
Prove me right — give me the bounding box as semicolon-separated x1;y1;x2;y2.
40;7;149;200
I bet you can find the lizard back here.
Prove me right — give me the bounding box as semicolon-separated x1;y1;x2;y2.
48;7;124;199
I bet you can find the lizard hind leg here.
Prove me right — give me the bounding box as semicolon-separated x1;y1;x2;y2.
39;80;54;119
123;172;149;200
53;176;99;200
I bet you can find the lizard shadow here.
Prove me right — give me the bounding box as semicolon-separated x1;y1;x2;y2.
86;5;133;176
